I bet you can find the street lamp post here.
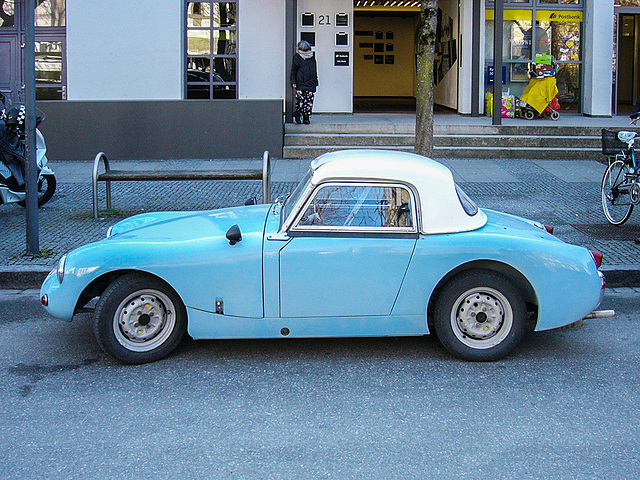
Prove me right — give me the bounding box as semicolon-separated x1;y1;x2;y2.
492;0;504;126
24;0;39;255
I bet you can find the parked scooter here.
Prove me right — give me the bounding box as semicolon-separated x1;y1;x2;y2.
0;93;56;207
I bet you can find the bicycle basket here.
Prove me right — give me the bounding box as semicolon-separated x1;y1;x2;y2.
602;129;628;156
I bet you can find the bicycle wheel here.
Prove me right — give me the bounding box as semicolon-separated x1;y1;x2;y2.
601;159;634;225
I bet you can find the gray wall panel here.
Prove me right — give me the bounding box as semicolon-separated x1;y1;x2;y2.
37;100;283;160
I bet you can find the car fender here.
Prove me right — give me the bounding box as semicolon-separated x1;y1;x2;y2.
393;232;602;332
41;206;270;321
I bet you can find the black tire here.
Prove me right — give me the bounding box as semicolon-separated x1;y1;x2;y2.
550;110;560;121
601;159;634;225
433;270;528;362
524;110;535;120
17;173;56;207
94;273;187;364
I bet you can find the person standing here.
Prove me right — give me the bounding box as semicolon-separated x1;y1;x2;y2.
290;40;318;125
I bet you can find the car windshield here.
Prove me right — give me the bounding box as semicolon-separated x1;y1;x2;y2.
282;168;313;223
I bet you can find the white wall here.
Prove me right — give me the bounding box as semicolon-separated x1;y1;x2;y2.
458;0;485;115
434;0;459;110
583;0;614;116
297;0;353;113
238;0;286;99
66;0;183;100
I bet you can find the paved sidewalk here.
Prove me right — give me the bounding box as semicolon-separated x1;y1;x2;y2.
0;156;638;288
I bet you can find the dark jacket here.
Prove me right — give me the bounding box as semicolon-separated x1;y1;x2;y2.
290;53;318;92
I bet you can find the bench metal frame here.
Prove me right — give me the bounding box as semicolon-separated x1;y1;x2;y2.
92;151;272;218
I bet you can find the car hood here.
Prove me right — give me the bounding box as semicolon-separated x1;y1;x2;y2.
106;204;272;241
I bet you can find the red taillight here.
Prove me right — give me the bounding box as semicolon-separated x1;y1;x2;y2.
590;249;603;268
41;295;48;306
534;222;554;235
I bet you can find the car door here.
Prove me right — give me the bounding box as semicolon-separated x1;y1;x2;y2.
278;182;418;318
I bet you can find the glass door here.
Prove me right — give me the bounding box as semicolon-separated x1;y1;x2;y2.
616;13;640;115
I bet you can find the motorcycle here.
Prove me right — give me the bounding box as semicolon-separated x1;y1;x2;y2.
0;93;56;207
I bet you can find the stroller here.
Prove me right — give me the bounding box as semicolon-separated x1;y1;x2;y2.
515;55;561;121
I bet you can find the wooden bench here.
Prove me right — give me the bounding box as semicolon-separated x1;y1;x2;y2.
92;151;271;218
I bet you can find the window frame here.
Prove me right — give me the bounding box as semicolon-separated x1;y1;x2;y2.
289;181;419;235
185;1;238;100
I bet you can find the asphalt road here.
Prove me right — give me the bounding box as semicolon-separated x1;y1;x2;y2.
0;289;639;479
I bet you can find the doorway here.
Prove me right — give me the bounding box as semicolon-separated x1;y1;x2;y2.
617;13;640;115
353;10;419;112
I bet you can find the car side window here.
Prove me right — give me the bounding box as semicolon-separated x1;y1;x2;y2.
294;183;415;231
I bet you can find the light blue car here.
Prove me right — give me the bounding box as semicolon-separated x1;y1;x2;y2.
40;150;607;364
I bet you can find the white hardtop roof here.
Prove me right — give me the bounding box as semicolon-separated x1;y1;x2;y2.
309;150;487;234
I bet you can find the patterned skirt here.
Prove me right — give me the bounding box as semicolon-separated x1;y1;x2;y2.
295;90;315;117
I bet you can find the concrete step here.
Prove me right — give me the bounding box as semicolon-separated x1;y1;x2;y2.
283;145;414;158
285;133;602;148
439;135;601;148
285;123;610;136
283;144;604;160
434;146;603;160
285;133;415;147
283;122;611;159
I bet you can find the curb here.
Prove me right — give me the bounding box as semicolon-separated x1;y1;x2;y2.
600;268;640;290
1;267;638;291
0;267;51;290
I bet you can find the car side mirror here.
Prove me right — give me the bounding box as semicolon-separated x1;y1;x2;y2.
226;224;242;245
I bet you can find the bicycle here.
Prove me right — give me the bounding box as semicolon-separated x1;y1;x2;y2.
600;129;640;225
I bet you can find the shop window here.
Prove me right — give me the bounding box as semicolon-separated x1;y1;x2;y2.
535;20;581;61
0;0;66;100
35;0;65;27
539;0;579;4
1;0;15;28
185;1;237;99
485;3;582;112
487;1;581;4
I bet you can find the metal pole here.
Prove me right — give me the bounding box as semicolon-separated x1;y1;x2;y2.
24;0;39;254
492;0;504;126
285;0;296;123
470;0;481;117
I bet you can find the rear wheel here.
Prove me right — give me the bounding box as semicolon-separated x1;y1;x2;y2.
601;159;634;225
17;173;56;207
94;273;187;364
433;270;528;361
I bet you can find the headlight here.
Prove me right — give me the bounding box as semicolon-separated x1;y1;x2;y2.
57;254;67;284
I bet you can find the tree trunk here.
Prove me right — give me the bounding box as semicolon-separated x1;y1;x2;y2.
415;0;438;158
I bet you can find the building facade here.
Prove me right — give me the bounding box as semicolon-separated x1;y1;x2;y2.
0;0;638;158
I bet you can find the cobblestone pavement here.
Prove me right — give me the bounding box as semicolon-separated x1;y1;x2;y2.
0;156;638;286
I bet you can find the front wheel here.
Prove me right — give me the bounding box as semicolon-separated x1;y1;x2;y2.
433;270;528;362
17;173;56;207
601;159;634;225
94;273;187;364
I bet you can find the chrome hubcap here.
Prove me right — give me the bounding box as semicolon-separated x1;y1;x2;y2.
451;287;513;349
113;289;176;352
